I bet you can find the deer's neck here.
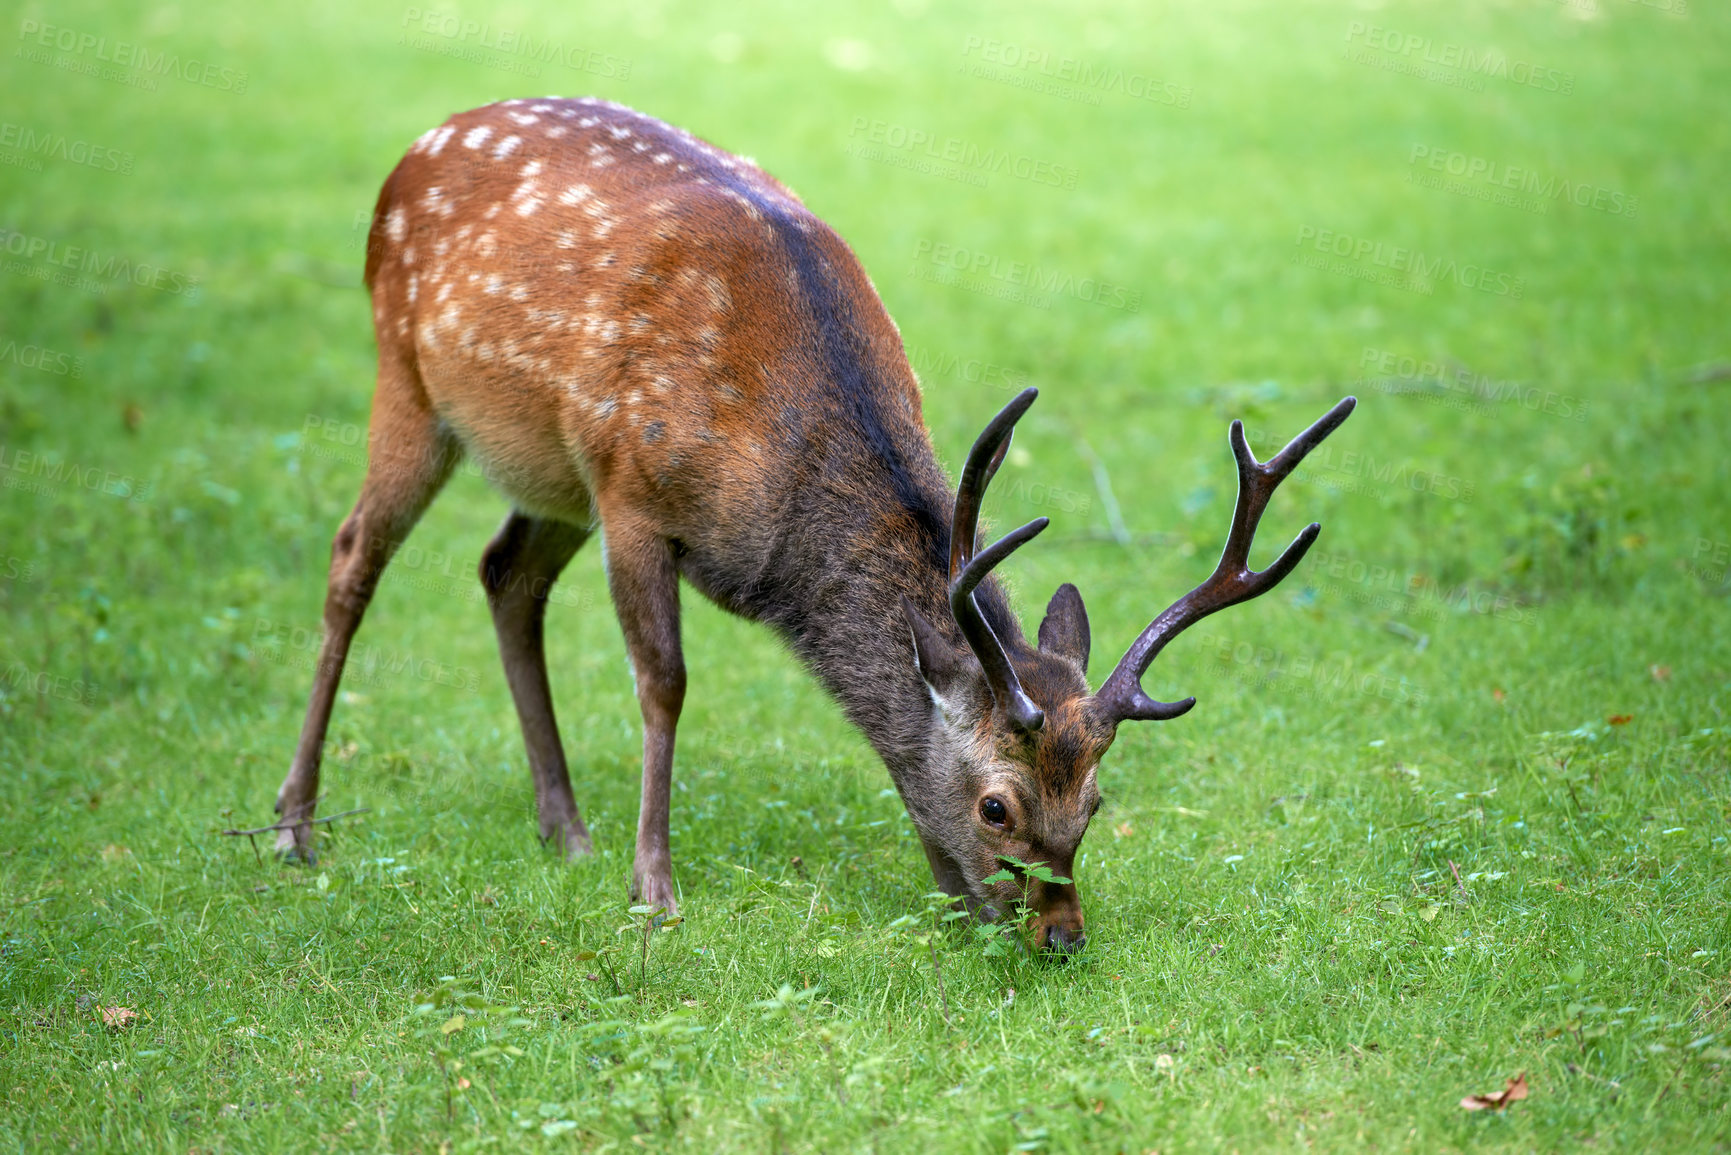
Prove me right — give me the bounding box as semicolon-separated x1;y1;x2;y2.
756;474;1021;789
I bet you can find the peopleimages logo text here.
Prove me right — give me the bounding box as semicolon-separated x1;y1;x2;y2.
912;240;1141;312
399;9;632;77
16;19;249;92
1294;226;1524;299
1343;21;1573;94
0;122;133;174
0;228;199;297
1408;146;1636;217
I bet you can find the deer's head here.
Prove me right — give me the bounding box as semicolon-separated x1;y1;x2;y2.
901;390;1356;954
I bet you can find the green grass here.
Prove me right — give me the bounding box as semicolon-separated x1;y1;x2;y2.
2;0;1728;1150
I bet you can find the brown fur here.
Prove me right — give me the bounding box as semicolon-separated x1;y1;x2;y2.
276;98;1117;947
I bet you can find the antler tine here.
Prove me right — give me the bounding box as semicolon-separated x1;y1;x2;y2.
948;388;1048;733
952;516;1050;732
1096;396;1357;725
951;388;1038;580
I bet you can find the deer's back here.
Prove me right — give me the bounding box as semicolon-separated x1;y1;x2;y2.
366;98;951;612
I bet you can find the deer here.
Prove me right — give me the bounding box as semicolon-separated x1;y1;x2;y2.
272;96;1355;953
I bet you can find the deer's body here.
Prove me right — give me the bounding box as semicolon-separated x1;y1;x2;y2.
371;98;967;700
275;98;1354;950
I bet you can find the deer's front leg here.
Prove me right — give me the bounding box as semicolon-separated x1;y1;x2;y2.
602;520;685;916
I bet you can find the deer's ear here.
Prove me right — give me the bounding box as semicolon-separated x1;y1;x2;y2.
1038;583;1090;672
901;595;968;700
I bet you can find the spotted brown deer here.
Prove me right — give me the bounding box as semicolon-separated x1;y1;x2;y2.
274;97;1355;952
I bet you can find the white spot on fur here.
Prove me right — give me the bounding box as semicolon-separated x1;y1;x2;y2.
494;134;522;159
508;111;540;126
652;152;672;165
463;125;492;150
484;274;503;294
705;275;731;314
385;208;407;243
546;125;568;138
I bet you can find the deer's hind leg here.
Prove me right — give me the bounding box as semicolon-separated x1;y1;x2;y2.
479;512;594;859
274;359;459;859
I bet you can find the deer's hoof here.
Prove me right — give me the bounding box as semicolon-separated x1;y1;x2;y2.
273;827;316;865
631;872;679;920
561;827;594;861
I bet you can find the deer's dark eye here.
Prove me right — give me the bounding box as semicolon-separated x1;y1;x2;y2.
980;796;1009;827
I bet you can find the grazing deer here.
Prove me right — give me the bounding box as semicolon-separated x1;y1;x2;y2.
274;97;1354;952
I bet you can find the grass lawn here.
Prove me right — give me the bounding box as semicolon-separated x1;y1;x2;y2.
2;0;1728;1150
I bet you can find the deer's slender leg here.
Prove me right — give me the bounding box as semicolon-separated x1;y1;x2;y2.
479;512;594;859
274;366;459;859
601;520;686;915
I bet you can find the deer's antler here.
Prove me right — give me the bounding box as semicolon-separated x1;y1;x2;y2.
950;388;1048;733
1094;397;1357;725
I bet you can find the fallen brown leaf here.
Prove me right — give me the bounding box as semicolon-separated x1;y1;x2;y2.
100;1005;138;1030
1650;665;1671;682
1461;1072;1528;1112
1113;821;1134;839
1608;714;1633;726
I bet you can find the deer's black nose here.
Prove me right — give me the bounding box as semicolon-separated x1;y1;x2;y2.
1042;924;1086;955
